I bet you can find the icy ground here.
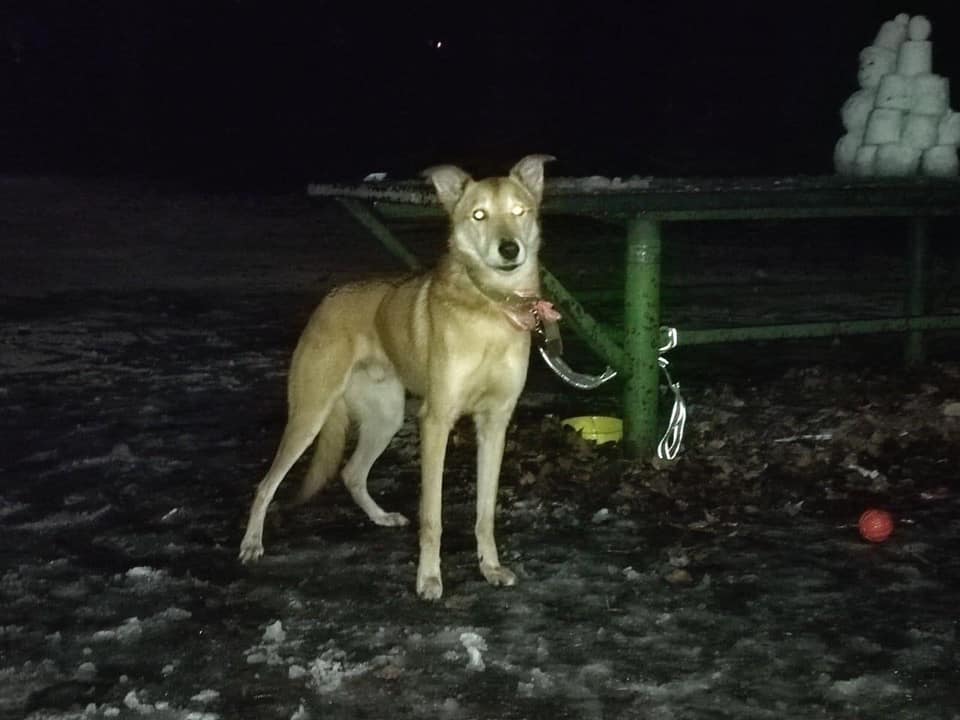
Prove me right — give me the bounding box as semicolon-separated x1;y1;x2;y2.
1;178;959;719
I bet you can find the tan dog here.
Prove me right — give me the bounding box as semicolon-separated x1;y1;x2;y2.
239;155;556;600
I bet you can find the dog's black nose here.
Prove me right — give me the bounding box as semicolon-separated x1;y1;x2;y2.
498;239;520;260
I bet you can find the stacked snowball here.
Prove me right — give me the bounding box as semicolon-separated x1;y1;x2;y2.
835;13;959;177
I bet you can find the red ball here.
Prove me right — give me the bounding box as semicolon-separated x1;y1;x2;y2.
858;509;894;543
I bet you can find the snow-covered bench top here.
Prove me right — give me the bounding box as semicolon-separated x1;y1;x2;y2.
307;175;960;221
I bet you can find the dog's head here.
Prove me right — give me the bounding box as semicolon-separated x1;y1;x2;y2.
424;155;554;287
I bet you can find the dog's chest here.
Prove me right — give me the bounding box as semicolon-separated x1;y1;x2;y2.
442;317;530;412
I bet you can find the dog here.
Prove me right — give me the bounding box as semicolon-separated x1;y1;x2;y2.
239;155;558;600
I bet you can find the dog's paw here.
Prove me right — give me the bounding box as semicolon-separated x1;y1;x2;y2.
417;575;443;601
372;511;410;528
480;563;517;588
238;540;264;564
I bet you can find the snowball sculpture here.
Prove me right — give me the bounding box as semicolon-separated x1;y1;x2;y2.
835;13;959;177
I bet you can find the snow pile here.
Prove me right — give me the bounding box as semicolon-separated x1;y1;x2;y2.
835;13;959;176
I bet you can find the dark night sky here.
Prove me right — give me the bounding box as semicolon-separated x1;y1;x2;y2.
3;1;959;185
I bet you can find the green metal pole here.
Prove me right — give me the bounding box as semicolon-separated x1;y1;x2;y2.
623;215;662;457
337;198;424;272
905;216;929;367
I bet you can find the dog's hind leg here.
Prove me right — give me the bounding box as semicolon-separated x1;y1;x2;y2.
239;343;352;564
239;412;328;563
342;367;408;527
473;407;517;588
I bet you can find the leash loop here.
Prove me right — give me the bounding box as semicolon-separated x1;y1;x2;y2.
656;327;686;460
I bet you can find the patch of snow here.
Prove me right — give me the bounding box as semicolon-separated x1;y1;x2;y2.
13;504;114;531
306;648;369;694
440;698;461;716
160;507;183;523
622;566;643;582
625;674;716;700
262;619;286;645
826;674;904;701
91;617;143;643
152;606;192;622
550;175;655;192
591;507;611;524
517;667;556;698
459;631;487;672
246;619;291;666
125;565;167;582
0;660;62;716
290;702;311;720
48;444;138;477
191;689;221;704
0;497;30;520
123;688;158;714
307;175;656;203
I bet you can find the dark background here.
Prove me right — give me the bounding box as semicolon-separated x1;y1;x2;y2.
3;1;959;186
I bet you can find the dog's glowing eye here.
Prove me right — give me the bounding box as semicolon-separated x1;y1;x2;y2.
472;209;487;221
511;206;526;217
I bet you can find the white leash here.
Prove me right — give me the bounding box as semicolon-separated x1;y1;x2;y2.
657;327;687;460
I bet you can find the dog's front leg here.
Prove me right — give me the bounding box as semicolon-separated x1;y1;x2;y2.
474;409;517;588
417;407;451;600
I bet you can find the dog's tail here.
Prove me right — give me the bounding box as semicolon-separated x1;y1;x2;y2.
294;398;348;504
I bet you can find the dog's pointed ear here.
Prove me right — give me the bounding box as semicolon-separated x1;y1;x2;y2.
510;154;555;205
423;165;473;213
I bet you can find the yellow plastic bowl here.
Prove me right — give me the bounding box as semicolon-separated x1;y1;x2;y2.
561;416;623;444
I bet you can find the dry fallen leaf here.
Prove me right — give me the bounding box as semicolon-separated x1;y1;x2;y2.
665;569;693;586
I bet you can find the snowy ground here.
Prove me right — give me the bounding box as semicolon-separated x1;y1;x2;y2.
2;177;959;720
